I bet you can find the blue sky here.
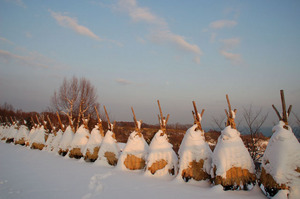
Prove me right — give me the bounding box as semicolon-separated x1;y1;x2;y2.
0;0;300;128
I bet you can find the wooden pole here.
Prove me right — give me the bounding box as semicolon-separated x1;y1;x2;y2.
226;94;232;118
165;114;170;127
131;107;139;129
67;116;75;132
280;90;287;123
35;115;41;126
31;116;36;128
200;109;205;117
94;106;104;136
287;105;292;117
192;101;203;131
157;100;164;124
192;101;199;120
47;115;55;133
10;116;14;124
41;115;48;130
103;105;111;130
272;105;282;121
225;94;236;129
56;112;64;131
131;107;142;136
157;100;169;134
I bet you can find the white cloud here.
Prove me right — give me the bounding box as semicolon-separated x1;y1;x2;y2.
0;49;66;69
115;78;132;85
116;0;166;26
219;37;243;65
0;37;14;45
116;0;202;64
209;20;237;29
220;38;240;50
49;10;102;41
220;50;242;65
152;30;202;55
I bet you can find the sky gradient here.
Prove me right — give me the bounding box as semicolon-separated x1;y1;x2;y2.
1;0;300;128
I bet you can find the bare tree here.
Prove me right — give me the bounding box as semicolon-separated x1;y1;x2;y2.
292;112;300;137
243;105;268;163
51;76;99;132
211;115;226;131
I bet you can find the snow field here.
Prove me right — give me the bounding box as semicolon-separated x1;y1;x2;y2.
1;121;299;199
0;142;267;199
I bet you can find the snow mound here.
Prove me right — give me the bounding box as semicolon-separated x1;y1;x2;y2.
116;131;149;170
58;126;74;153
45;133;56;151
50;129;63;153
83;125;103;155
30;126;46;145
176;124;212;182
28;127;37;146
261;121;300;197
0;125;9;140
96;130;120;166
70;125;90;153
14;125;29;144
211;126;255;179
5;124;18;141
145;130;178;177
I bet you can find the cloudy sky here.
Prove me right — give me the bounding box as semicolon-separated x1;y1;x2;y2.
1;0;300;127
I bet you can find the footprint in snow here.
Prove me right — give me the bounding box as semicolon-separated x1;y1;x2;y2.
82;172;113;199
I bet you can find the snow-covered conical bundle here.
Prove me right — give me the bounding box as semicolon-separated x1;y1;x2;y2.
0;124;9;141
44;115;58;151
176;101;212;183
14;124;29;145
84;107;104;162
45;132;56;151
117;107;148;170
69;124;90;159
84;125;103;162
211;95;255;190
49;129;63;153
58;126;74;156
31;125;47;150
5;123;18;143
0;124;5;140
145;100;178;177
96;105;120;166
260;90;300;199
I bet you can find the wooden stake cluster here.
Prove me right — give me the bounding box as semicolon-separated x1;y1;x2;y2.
56;112;64;132
131;107;142;136
157;100;169;135
224;94;237;129
82;114;90;130
103;105;115;132
272;90;292;128
10;116;15;125
35;115;41;127
94;106;104;137
192;101;205;131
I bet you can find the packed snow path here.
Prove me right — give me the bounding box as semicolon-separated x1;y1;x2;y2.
0;142;266;199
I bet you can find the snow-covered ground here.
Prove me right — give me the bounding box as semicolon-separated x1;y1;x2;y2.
0;142;266;199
